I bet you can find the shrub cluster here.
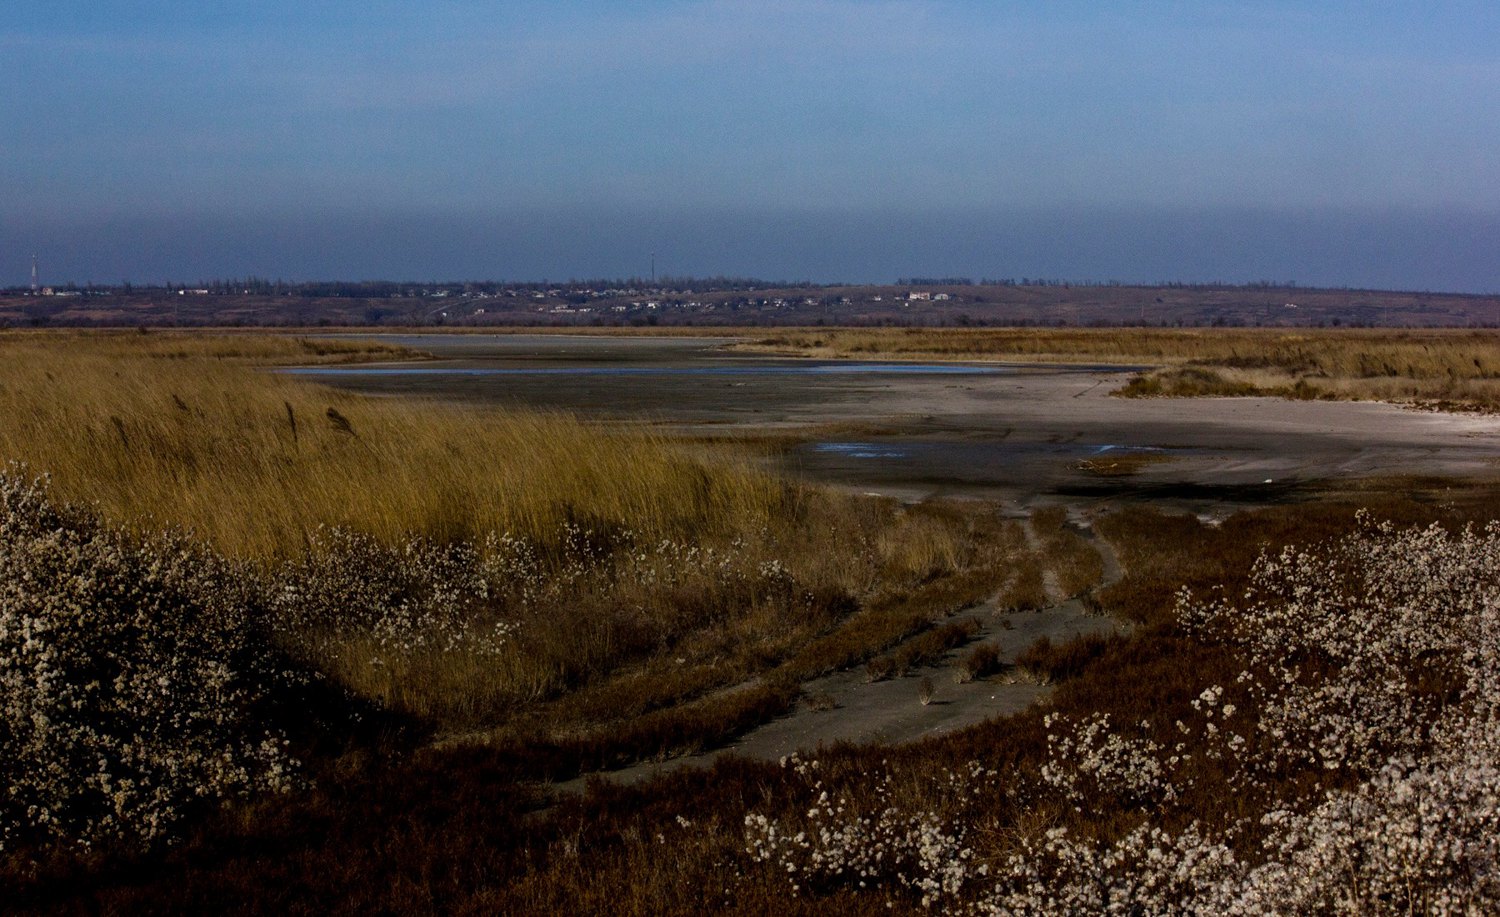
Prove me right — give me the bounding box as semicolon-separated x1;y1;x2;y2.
745;756;990;908
0;470;838;856
745;517;1500;913
0;472;296;854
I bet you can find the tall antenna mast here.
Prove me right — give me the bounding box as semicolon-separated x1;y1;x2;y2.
30;254;39;293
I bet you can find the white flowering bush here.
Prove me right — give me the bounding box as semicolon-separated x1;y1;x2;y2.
271;527;512;659
0;472;296;854
1176;514;1490;780
985;822;1243;915
1233;729;1500;914
1038;712;1178;809
745;756;990;909
744;517;1500;914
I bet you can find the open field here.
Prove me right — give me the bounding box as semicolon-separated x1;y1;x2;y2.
3;329;1500;913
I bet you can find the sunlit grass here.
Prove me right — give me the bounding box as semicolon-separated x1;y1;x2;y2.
0;330;787;560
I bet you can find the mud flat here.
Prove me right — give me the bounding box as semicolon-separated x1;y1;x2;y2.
300;333;1500;514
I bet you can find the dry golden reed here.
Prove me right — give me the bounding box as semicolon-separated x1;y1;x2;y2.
0;331;786;560
0;331;1009;739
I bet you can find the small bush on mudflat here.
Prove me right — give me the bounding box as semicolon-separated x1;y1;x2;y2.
1015;632;1112;684
955;641;1004;683
878;617;982;678
0;472;296;854
1117;365;1261;399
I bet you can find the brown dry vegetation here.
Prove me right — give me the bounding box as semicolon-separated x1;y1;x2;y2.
0;330;792;559
955;640;1006;683
745;326;1500;411
14;481;1498;916
7;330;1499;914
0;329;1027;795
989;505;1104;610
1014;632;1118;684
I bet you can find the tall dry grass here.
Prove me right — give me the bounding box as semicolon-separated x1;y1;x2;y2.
0;331;786;560
0;331;1009;744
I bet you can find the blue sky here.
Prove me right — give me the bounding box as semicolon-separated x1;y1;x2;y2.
4;2;1499;289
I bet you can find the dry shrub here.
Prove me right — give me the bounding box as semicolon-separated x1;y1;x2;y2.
998;564;1049;610
869;617;981;679
1116;365;1261;398
804;691;837;712
955;641;1004;683
482;680;804;780
864;656;896;683
1014;633;1114;684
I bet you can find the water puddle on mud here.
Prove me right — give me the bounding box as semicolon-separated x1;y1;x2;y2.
791;440;1195;494
283;362;1014;378
805;440;1170;463
811;442;910;459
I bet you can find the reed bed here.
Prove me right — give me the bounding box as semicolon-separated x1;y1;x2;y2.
0;331;786;560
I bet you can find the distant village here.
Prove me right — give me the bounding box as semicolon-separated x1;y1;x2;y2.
1;275;1493;329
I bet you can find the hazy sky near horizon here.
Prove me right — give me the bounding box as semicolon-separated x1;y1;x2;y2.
5;1;1500;289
